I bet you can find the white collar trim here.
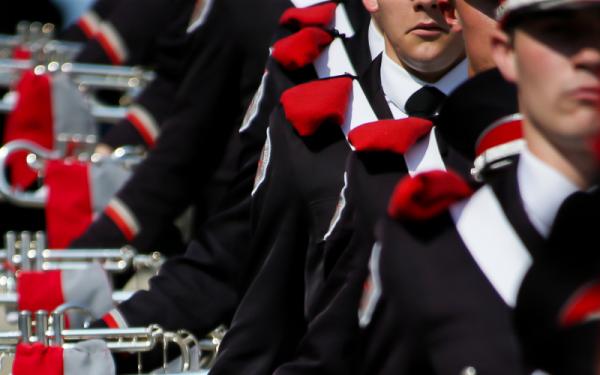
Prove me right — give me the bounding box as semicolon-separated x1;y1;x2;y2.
517;147;579;238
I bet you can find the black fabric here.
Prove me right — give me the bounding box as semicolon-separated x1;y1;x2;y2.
436;68;518;161
271;70;518;375
75;2;368;370
75;0;195;66
358;212;528;375
210;106;353;375
101;75;179;148
515;189;600;375
210;12;372;371
269;57;464;375
0;0;62;34
72;0;288;255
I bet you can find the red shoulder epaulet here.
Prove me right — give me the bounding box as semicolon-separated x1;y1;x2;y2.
387;170;473;220
279;2;337;29
348;118;433;154
272;27;334;70
280;76;353;137
560;280;600;327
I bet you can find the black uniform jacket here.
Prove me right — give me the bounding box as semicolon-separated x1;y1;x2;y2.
73;0;195;66
208;55;402;375
84;0;368;345
71;0;289;254
515;188;600;375
272;60;477;375
99;8;212;149
358;160;537;375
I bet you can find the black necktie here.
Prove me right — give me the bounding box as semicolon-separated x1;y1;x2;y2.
404;86;446;119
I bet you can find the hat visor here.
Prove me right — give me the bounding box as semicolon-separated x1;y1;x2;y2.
499;0;600;27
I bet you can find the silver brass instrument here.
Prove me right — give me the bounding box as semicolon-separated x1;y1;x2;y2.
0;22;152;90
0;96;128;123
0;21;155;124
0;58;155;91
0;231;163;306
0;22;81;60
0;308;203;373
0;231;163;273
0;139;145;208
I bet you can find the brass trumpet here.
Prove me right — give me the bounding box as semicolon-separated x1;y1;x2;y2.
0;231;163;274
0;308;201;373
0;139;145;208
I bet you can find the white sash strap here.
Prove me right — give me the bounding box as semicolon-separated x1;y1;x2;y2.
405;128;446;175
288;0;355;35
334;3;355;37
314;37;357;78
341;80;378;138
450;185;532;307
290;0;329;7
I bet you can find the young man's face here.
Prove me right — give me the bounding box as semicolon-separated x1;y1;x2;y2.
367;0;465;81
495;9;600;154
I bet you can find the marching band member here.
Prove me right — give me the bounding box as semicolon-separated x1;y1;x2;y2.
358;0;600;373
208;0;468;372
78;1;370;370
272;0;520;372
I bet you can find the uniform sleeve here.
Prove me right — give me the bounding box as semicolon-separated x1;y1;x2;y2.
70;0;249;253
86;110;273;341
74;0;195;65
100;74;178;148
208;109;309;375
58;0;121;41
272;154;375;375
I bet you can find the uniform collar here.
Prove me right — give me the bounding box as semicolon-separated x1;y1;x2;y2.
368;21;384;61
517;147;579;238
380;52;468;117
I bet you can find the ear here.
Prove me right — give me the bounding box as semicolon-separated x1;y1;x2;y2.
440;0;462;31
491;28;518;83
362;0;379;13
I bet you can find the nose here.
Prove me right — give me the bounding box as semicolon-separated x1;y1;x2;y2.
413;0;454;16
572;44;600;77
413;0;444;10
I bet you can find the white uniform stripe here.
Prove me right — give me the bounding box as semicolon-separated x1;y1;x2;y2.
187;0;215;33
129;105;159;142
252;128;272;196
79;11;101;35
107;198;140;236
240;71;269;133
324;172;348;240
107;308;129;328
290;0;329;7
98;22;128;63
358;242;382;328
450;185;532;307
